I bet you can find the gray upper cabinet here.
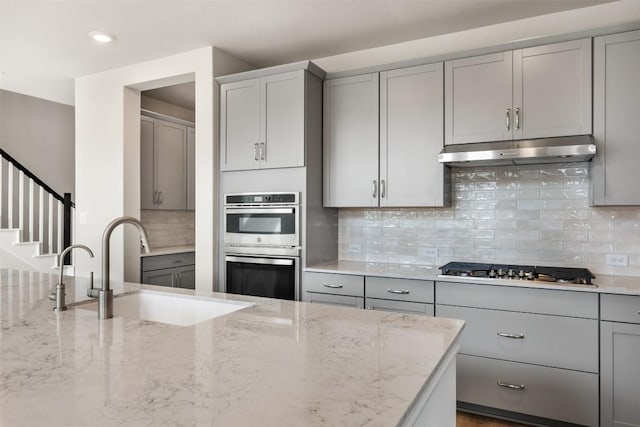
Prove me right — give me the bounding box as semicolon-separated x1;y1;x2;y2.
380;63;447;207
323;73;380;207
187;126;195;211
324;64;447;208
140;115;194;211
140;116;156;210
592;30;640;206
220;70;305;171
445;38;591;145
445;51;513;145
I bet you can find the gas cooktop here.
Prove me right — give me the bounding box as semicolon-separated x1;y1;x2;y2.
439;261;595;286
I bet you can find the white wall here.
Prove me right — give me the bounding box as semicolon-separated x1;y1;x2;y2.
75;46;235;292
0;89;75;197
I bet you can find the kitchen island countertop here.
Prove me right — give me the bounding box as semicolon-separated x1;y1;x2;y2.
0;268;463;426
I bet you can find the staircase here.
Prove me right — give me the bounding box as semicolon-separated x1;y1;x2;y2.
0;149;74;274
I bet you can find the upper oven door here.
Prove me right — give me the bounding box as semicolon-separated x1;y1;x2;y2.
224;207;299;247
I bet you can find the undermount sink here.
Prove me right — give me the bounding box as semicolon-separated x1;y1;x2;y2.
77;290;254;326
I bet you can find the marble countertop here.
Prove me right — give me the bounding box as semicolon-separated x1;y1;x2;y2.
305;260;640;296
0;268;464;426
140;245;195;257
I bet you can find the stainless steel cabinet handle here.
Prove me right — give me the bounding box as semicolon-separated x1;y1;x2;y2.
260;142;265;160
372;180;377;198
153;191;158;205
323;283;343;289
177;272;182;288
171;259;183;264
387;289;410;295
171;272;176;287
515;107;520;130
506;108;511;131
497;332;525;339
497;381;525;390
381;179;386;198
158;191;163;205
253;143;259;161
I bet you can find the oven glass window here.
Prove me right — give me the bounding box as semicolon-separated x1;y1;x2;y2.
227;212;295;235
239;217;282;233
226;258;295;300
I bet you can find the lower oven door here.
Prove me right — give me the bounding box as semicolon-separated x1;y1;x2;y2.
225;254;299;301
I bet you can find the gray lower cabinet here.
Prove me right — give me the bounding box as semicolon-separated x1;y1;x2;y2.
304;272;435;315
600;294;640;427
592;29;640;205
304;271;365;308
436;281;599;426
141;252;195;290
365;276;434;316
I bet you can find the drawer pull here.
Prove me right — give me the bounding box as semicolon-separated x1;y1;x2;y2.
323;283;343;289
172;260;184;264
387;289;410;295
497;381;525;390
497;332;525;339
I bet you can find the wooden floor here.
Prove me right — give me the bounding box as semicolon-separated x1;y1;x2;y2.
457;411;528;427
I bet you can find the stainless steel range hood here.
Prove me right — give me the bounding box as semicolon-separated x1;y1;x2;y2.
438;135;596;167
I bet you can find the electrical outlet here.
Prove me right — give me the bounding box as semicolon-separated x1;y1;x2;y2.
348;244;362;253
419;247;438;258
606;254;628;266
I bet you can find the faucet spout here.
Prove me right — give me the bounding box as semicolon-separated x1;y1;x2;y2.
54;244;94;312
99;216;151;319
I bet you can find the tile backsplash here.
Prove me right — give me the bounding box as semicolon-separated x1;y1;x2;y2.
140;210;195;248
339;162;640;277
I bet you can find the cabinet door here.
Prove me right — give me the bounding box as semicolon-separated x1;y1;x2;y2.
592;30;640;205
515;39;591;140
156;120;187;210
445;51;513;145
186;126;195;211
260;71;305;169
365;298;434;316
220;79;261;171
142;267;176;287
305;291;364;309
380;63;446;207
323;74;379;207
601;321;640;427
177;266;195;289
140;116;156;210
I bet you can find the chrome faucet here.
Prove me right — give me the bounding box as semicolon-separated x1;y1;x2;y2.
52;244;94;312
98;216;151;319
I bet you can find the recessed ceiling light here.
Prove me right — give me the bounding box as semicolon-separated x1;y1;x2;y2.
88;31;115;43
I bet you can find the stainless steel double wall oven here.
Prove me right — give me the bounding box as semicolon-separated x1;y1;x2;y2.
223;192;300;300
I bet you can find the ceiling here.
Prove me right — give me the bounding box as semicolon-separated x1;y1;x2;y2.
0;0;621;106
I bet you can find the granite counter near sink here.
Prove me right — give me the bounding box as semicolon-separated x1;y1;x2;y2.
0;268;464;426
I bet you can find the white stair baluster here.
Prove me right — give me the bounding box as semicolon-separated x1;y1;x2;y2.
0;158;4;228
48;194;54;254
38;186;45;253
28;179;35;241
8;165;14;229
57;200;63;255
18;170;25;241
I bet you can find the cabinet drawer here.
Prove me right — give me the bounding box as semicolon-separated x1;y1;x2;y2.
438;305;598;372
304;272;364;297
305;292;364;309
436;281;598;318
142;252;195;272
365;298;434;316
366;277;434;303
458;354;599;427
601;294;640;324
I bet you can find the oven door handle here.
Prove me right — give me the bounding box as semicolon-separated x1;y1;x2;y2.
225;255;294;266
225;208;295;215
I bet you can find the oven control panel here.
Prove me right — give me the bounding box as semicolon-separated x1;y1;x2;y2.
225;192;298;205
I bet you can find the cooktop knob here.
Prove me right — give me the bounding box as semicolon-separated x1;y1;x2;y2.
497;268;505;277
518;270;526;279
526;272;535;280
507;269;515;279
489;269;497;278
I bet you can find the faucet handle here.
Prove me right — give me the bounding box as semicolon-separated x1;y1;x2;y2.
87;271;99;298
